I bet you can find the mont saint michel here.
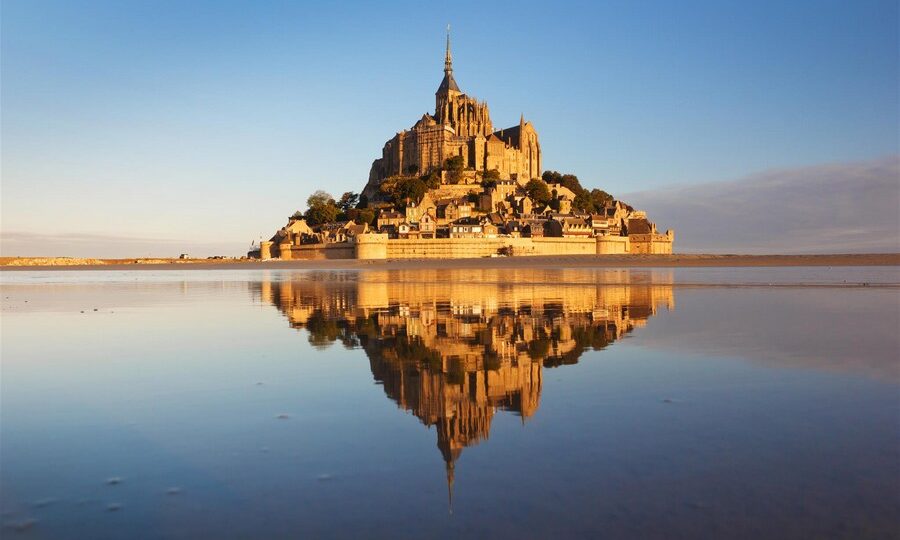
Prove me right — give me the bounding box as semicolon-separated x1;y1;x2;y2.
253;32;673;261
3;3;898;539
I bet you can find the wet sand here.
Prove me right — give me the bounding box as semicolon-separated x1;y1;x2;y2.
1;253;898;271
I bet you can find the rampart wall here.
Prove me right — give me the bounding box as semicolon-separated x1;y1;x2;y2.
263;234;666;260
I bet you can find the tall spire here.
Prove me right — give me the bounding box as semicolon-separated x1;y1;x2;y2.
444;24;453;75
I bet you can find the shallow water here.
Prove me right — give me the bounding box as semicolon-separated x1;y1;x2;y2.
2;267;898;539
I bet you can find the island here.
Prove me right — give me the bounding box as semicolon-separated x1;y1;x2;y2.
252;31;673;261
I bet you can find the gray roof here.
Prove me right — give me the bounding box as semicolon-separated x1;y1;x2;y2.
437;73;460;93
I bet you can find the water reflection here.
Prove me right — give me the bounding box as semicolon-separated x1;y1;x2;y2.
2;268;898;537
254;270;674;501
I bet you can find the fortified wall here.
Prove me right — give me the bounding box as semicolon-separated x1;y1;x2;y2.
259;232;666;260
355;234;633;259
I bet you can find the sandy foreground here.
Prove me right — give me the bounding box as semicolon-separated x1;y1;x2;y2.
1;253;898;271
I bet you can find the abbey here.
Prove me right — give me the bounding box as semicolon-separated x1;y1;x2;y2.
252;31;674;260
363;32;541;198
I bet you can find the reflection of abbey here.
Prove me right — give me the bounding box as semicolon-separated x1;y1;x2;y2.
254;270;675;501
253;31;673;261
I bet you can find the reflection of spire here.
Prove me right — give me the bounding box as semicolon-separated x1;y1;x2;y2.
446;459;455;515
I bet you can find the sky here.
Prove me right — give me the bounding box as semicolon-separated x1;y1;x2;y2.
1;0;898;256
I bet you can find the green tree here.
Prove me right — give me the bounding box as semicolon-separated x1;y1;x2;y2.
304;190;338;225
393;176;427;206
542;170;563;185
525;178;552;205
560;173;583;194
481;169;500;189
422;169;441;189
355;208;375;225
444;155;465;184
590;189;614;211
337;191;359;213
573;190;594;213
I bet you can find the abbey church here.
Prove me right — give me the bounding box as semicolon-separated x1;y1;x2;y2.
363;32;542;197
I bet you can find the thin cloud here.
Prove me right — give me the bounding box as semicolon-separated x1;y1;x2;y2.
0;231;246;258
623;156;900;253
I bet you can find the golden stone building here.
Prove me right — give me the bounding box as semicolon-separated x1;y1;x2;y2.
364;32;542;198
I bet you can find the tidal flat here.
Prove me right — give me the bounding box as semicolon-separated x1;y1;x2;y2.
1;267;898;539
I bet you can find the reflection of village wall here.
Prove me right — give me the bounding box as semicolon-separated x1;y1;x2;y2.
255;271;674;477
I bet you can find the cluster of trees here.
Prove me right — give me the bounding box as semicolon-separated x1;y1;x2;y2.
529;171;614;213
375;155;468;208
294;167;616;228
376;175;430;209
295;190;374;226
444;155;465;184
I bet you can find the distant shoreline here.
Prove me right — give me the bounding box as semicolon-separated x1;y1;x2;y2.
1;253;898;271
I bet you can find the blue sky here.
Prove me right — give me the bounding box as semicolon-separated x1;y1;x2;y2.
2;0;897;256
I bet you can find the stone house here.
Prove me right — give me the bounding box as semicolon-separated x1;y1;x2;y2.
405;192;436;223
343;222;369;238
449;217;484;238
589;214;609;235
419;211;437;238
523;219;547;238
546;217;593;238
504;220;525;237
377;210;405;229
318;221;353;243
436;198;472;223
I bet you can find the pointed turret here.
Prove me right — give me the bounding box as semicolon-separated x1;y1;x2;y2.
436;25;460;96
444;24;453;76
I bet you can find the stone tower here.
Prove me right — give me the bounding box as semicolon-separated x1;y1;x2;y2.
363;29;542;199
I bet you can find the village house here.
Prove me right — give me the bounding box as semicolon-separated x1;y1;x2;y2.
450;217;484;238
377;209;405;229
504;220;525;237
405;192;436;223
553;216;593;237
481;220;499;238
436;198;473;223
419;211;437;238
523;219;547;238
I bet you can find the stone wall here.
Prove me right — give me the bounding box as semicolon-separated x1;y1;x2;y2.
355;236;601;260
286;242;356;260
629;231;674;254
596;235;630;254
266;234;670;260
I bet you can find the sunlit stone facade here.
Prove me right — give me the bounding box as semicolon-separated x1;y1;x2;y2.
364;33;541;198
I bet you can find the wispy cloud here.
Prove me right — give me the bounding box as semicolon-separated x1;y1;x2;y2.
0;231;246;258
623;156;900;253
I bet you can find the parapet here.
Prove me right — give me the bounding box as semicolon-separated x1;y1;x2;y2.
596;235;629;254
260;241;274;260
355;233;389;259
